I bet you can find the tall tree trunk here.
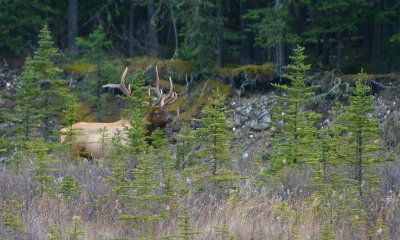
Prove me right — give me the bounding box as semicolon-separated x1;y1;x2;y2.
147;0;158;57
128;0;135;57
275;0;286;73
216;0;224;68
68;0;78;57
170;4;179;58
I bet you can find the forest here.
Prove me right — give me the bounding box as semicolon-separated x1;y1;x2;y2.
0;0;400;239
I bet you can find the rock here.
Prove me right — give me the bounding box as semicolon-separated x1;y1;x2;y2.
250;111;271;131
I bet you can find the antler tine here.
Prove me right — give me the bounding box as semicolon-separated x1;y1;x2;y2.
102;67;131;96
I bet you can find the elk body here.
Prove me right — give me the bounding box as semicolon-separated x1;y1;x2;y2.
61;67;177;159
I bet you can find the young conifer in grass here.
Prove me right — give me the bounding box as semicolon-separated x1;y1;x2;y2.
118;149;170;239
265;45;321;176
191;89;241;192
107;129;129;196
66;216;86;240
334;70;384;197
16;24;70;142
126;69;149;155
29;140;57;193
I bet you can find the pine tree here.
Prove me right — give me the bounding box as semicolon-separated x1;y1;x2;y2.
76;25;112;120
176;122;196;170
175;203;198;240
319;221;336;240
265;45;321;175
335;70;383;197
107;128;129;196
15;24;70;142
126;69;149;155
29;140;56;193
65;216;86;240
118;150;169;238
191;89;240;191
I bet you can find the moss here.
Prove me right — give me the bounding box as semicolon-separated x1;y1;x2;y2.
62;59;96;75
215;63;276;80
126;57;192;75
175;79;230;120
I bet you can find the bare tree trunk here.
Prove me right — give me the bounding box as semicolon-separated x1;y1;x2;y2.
170;4;179;58
216;0;224;68
68;0;78;56
128;0;135;57
147;0;158;57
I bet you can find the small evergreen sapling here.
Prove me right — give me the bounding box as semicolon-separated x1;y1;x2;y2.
266;45;321;175
191;89;241;191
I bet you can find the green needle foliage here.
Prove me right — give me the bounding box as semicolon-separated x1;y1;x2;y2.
29;140;57;194
65;216;86;240
15;24;70;142
191;89;240;192
265;45;321;176
118;150;169;238
126;69;149;155
334;70;384;197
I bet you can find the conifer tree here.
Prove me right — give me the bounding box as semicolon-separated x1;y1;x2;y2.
107;129;129;196
176;122;196;170
65;216;86;240
191;89;240;191
126;69;149;155
334;71;383;197
265;45;321;175
118;150;169;238
29;140;56;193
175;203;198;240
76;25;112;119
15;24;70;142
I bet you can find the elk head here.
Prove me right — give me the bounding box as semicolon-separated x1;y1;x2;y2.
102;66;177;131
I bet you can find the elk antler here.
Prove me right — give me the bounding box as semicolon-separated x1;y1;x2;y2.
148;66;177;107
102;67;131;96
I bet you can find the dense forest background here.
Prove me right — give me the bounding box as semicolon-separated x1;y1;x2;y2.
1;0;399;73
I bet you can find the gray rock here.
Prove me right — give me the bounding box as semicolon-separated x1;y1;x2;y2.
250;111;272;131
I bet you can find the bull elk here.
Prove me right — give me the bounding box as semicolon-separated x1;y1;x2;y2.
60;66;177;159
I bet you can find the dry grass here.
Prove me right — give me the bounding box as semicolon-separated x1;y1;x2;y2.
1;154;400;239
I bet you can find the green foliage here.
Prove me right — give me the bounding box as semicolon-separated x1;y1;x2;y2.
334;70;383;197
319;221;336;240
107;129;129;196
0;194;25;237
76;25;113;120
15;24;70;142
65;216;86;240
29;140;57;193
57;176;81;200
190;89;241;191
214;219;234;240
178;0;223;70
47;224;62;240
176;122;196;170
244;3;299;49
118;150;170;238
126;69;149;155
175;203;198;239
265;45;321;175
